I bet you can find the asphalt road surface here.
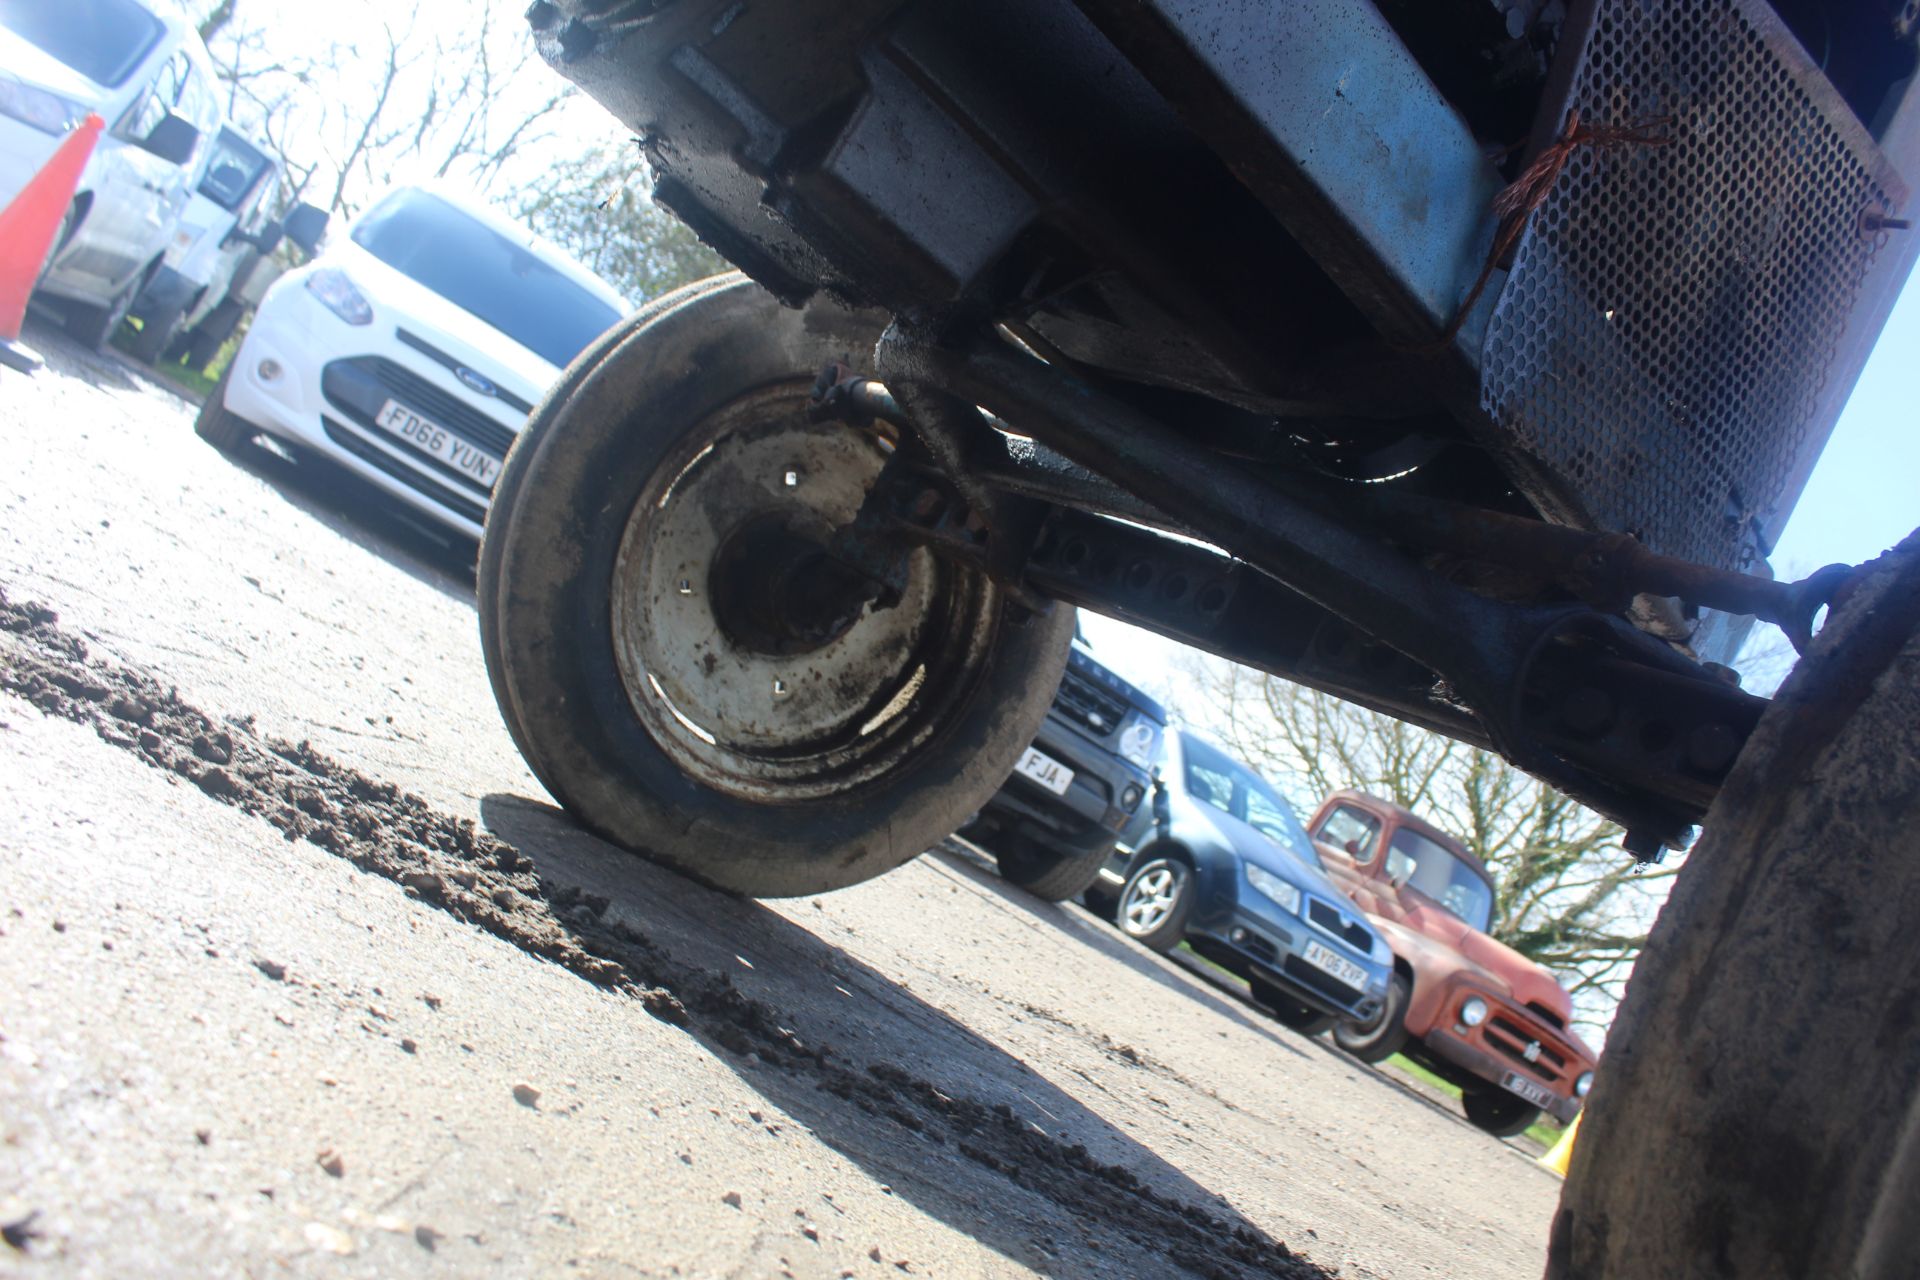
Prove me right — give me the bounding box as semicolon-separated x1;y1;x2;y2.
0;320;1562;1279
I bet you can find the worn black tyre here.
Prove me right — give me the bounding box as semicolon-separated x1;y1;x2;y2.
1251;979;1337;1035
127;300;185;364
179;327;221;371
478;273;1075;897
1333;971;1411;1064
66;271;139;352
193;364;253;452
477;274;738;776
1116;853;1193;953
175;298;243;371
992;834;1116;903
1461;1087;1541;1138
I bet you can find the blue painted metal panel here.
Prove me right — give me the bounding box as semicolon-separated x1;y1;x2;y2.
1072;0;1505;350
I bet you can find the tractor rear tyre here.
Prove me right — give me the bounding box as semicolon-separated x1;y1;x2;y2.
1548;532;1920;1280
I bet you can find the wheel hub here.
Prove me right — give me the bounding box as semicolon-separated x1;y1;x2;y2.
607;387;999;801
706;512;884;657
1123;865;1178;933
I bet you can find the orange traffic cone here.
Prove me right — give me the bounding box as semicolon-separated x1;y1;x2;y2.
0;112;104;371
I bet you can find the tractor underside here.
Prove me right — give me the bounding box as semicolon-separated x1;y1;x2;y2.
527;0;1920;855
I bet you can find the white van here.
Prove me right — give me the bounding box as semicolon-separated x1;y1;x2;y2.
196;185;629;542
123;124;329;363
0;0;222;348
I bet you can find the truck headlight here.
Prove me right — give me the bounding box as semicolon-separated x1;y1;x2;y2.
1117;714;1160;768
0;82;83;135
1460;996;1489;1027
1244;863;1301;915
1575;1071;1594;1098
305;268;373;325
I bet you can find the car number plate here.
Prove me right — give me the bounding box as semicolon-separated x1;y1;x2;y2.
373;399;500;488
1500;1071;1555;1109
1301;939;1367;989
1014;745;1073;796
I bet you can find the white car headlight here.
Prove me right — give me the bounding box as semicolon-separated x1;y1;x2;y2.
1117;714;1160;769
1459;996;1489;1027
305;267;373;325
0;82;83;136
1244;863;1301;915
1575;1071;1594;1098
1369;933;1393;965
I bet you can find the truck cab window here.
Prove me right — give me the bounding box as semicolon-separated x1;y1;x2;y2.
1385;829;1495;933
1318;806;1380;860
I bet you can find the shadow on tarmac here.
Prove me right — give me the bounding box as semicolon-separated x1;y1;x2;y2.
479;791;1331;1279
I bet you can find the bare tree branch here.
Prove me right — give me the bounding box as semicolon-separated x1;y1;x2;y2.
514;143;728;302
200;3;581;221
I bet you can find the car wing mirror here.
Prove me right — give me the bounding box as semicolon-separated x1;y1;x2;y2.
140;112;200;166
282;202;330;257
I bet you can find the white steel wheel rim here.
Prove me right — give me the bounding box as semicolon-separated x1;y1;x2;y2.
1122;862;1181;935
609;383;1000;803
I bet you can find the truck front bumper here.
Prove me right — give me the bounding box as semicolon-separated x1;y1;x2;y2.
1422;1025;1584;1124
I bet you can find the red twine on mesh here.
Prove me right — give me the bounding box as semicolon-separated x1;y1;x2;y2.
1434;108;1672;347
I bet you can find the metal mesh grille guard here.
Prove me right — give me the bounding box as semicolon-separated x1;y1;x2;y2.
1483;0;1902;575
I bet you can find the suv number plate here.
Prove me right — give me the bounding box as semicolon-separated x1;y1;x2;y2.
1499;1071;1555;1110
1014;746;1073;796
373;399;501;489
1301;939;1367;989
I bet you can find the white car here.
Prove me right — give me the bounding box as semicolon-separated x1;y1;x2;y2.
1;0;223;348
196;185;629;542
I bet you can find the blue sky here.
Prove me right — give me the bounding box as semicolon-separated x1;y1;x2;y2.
1772;274;1920;573
1085;268;1920;696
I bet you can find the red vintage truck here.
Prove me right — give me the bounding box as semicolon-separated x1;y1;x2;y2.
1305;791;1595;1137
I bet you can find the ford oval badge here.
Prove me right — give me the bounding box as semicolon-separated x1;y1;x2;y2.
455;366;496;398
